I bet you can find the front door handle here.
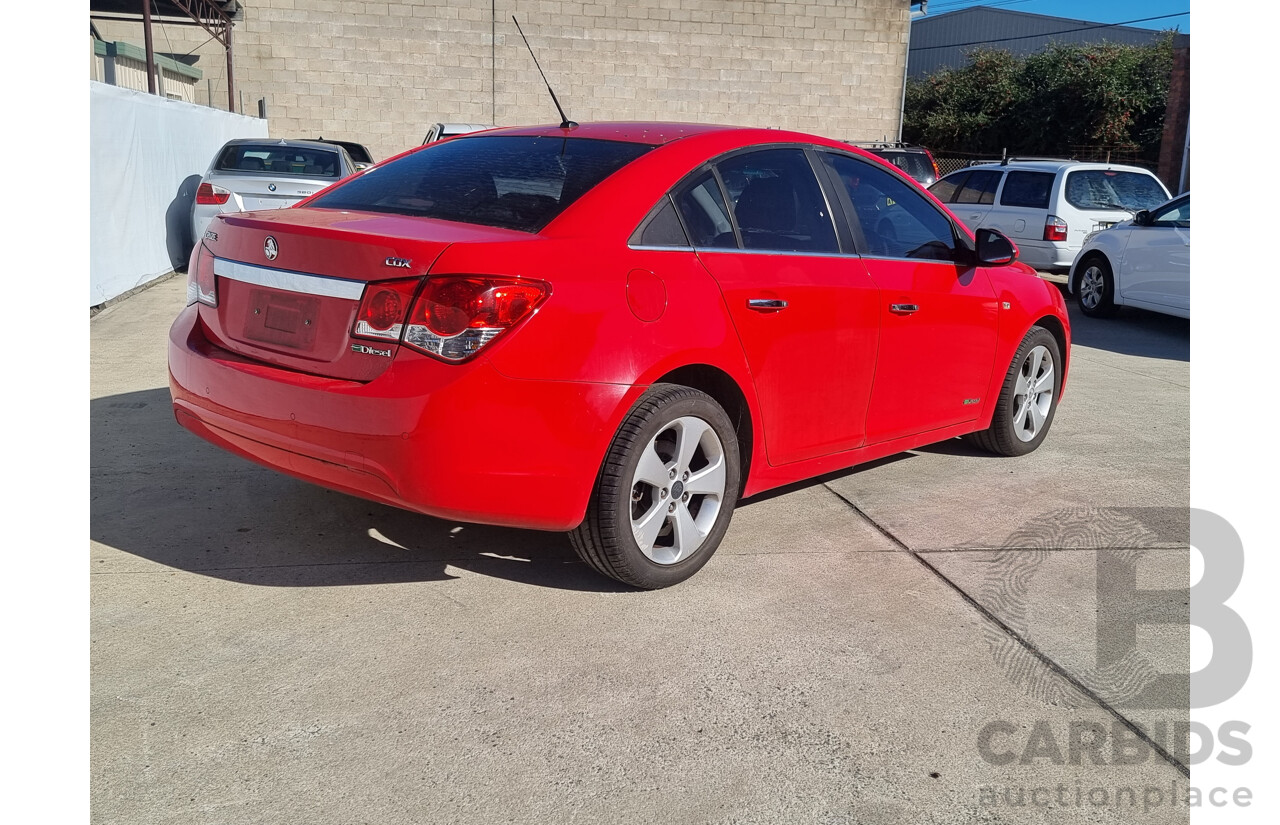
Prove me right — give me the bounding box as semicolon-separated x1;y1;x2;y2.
747;298;788;311
890;303;919;315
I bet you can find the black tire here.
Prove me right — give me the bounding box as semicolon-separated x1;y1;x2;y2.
969;326;1062;457
569;384;741;589
1075;254;1117;318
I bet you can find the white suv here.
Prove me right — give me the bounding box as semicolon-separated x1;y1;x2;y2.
928;159;1170;272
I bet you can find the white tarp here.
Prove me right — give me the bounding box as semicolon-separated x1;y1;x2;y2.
90;82;268;306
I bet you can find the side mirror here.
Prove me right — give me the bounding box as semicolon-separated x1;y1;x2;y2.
975;227;1018;266
1133;210;1151;226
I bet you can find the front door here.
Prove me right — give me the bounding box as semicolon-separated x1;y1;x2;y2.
820;150;1000;445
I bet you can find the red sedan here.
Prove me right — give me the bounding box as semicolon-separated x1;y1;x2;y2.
169;122;1070;588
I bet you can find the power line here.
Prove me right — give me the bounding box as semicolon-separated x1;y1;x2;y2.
912;11;1189;52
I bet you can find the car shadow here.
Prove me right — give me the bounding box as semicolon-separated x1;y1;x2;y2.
1057;284;1189;362
164;174;202;271
91;388;631;592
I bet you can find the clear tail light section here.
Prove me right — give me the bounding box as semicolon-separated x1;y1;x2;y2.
1043;215;1068;242
196;182;231;205
351;279;420;342
186;246;217;307
403;276;549;362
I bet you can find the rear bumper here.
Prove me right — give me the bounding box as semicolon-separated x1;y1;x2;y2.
1016;239;1076;271
168;305;630;531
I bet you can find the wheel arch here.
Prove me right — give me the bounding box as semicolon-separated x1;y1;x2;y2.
1032;313;1070;398
653;363;755;495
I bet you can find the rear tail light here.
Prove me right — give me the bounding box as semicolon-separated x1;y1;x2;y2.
196;182;231;205
403;276;549;361
351;279;420;342
186;246;217;307
1043;215;1068;242
925;149;941;182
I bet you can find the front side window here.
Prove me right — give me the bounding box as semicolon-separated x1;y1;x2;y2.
715;148;839;253
1150;197;1190;227
955;170;1002;205
928;172;968;203
1065;170;1169;212
999;171;1055;208
309;136;653;232
217;144;342;178
825;153;959;262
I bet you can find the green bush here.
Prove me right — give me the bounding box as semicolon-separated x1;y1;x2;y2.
904;34;1176;162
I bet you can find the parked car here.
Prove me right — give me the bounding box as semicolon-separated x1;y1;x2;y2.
422;122;494;144
1068;192;1190;319
929;159;1170;272
170;122;1070;589
848;140;940;187
192;138;359;243
314;138;375;169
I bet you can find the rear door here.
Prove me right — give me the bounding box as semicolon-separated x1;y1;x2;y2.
680;147;881;466
820;150;999;444
984;169;1057;268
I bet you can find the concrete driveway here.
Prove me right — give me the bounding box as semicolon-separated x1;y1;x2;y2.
91;275;1190;824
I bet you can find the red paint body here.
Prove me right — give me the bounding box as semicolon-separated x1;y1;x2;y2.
169;123;1070;531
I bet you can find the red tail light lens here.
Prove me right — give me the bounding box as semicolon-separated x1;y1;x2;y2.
186;245;217;307
196;182;231;205
925;149;940;182
1044;215;1068;242
352;279;419;341
404;276;549;361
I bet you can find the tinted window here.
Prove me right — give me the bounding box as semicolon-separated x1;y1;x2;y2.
674;170;736;248
955;170;1001;205
1150;197;1190;227
309;136;652;232
217;144;342;178
825;153;958;262
928;172;967;203
715;148;838;253
1065;170;1169;212
872;150;935;184
1000;171;1054;208
631;196;690;247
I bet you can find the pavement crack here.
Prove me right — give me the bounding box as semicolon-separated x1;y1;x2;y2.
822;482;1191;779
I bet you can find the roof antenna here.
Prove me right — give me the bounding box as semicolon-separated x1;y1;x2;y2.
512;16;577;130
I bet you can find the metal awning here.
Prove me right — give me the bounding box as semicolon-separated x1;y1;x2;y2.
89;2;242;108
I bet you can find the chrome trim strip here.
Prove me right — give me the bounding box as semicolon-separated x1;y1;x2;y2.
212;258;366;300
627;244;962;266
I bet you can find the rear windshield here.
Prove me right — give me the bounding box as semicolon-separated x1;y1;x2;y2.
309;135;653;232
873;150;934;183
1065;170;1168;212
216;144;341;178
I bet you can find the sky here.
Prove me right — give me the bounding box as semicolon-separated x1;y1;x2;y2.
922;0;1191;34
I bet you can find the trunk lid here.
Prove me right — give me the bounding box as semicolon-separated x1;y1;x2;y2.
206;172;335;212
197;208;535;381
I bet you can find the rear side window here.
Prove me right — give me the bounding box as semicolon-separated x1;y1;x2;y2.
1000;171;1055;208
673;170;737;248
1065;170;1169;212
217;144;342;178
955;170;1001;205
715;148;839;253
309;136;652;232
631;195;690;247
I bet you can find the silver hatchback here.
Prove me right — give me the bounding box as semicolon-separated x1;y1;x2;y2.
192;138;359;243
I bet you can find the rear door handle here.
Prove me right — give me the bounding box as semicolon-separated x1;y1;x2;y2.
890;303;919;315
747;298;788;311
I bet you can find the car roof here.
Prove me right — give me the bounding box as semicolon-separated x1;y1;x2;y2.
961;159;1159;175
220;138;343;151
456;121;839;147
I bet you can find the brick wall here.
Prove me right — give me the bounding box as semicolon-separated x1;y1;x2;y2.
96;0;910;162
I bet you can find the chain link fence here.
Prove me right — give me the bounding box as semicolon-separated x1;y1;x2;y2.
931;146;1158;178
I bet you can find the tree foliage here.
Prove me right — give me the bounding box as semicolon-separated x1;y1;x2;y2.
903;35;1175;161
